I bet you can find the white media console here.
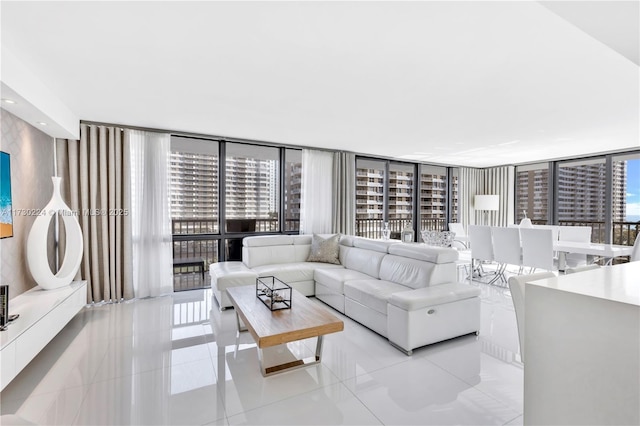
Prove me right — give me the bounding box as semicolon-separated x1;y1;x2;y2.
0;281;87;391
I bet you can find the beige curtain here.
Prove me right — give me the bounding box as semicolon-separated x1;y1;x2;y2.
57;124;133;303
332;151;356;235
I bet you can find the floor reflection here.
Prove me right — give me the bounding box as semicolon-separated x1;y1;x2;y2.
1;280;524;425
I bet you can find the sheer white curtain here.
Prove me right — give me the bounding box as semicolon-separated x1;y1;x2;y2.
300;149;333;234
127;130;173;298
459;166;515;228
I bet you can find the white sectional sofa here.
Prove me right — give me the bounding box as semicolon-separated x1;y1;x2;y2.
209;234;481;354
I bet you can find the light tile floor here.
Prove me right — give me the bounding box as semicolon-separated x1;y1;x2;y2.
1;274;524;425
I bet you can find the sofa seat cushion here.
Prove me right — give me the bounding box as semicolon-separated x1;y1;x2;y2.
209;262;258;291
344;279;411;315
252;262;343;284
388;283;481;311
314;268;371;294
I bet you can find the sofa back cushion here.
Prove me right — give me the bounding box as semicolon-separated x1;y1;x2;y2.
243;245;295;268
352;237;397;253
379;255;456;289
243;235;300;268
243;234;333;268
387;244;458;263
342;246;387;279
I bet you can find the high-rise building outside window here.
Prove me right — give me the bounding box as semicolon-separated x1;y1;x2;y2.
515;163;549;224
355;159;456;238
556;157;625;243
420;165;447;231
225;143;280;233
356;159;385;238
389;163;414;229
557;158;609;224
169;137;219;234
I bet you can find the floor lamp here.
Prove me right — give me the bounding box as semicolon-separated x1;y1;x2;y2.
474;195;499;226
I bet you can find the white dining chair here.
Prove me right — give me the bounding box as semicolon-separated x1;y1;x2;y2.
468;225;494;278
490;226;523;285
532;224;560;243
520;228;557;272
448;222;468;249
558;226;592;267
508;272;556;363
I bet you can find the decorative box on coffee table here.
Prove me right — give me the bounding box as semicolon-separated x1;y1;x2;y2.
256;276;292;311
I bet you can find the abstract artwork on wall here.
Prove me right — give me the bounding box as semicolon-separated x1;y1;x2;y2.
0;151;13;238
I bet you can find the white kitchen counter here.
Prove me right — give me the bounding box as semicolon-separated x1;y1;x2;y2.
524;262;639;425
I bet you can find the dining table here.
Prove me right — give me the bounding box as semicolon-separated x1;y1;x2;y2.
554;241;634;270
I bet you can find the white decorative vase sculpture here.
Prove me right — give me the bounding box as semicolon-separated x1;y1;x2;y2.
519;210;533;228
27;177;83;290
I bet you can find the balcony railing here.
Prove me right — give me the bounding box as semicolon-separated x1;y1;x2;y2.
172;218;300;235
355;218;448;239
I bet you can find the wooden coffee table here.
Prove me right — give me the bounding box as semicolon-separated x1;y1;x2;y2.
226;285;344;376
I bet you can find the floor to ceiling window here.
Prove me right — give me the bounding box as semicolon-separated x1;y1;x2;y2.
389;162;415;235
284;149;302;232
169;136;219;291
612;153;640;246
556;157;608;242
224;143;281;260
355;158;455;239
514;151;639;249
419;165;448;231
169;137;300;290
355;159;386;238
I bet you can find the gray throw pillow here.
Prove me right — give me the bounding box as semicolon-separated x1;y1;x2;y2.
306;234;341;264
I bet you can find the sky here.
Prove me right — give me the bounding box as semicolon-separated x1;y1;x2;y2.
627;159;640;221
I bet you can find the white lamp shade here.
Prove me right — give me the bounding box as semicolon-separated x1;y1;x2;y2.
474;194;499;211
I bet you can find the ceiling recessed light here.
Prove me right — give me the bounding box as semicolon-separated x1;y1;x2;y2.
1;98;16;104
37;121;47;126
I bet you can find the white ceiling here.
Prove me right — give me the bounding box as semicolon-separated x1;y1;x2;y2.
1;1;639;167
